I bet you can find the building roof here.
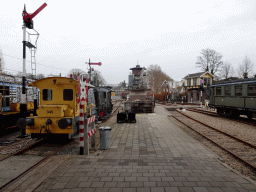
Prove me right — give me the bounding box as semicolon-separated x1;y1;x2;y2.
184;72;212;79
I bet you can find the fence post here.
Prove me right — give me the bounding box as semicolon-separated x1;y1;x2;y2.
84;116;89;155
91;121;95;150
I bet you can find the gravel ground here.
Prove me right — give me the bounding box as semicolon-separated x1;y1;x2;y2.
179;108;256;147
166;105;256;181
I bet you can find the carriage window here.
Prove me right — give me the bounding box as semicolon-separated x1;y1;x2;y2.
248;84;256;96
224;86;231;96
43;89;52;101
235;85;242;96
216;87;221;95
103;92;106;99
63;89;73;100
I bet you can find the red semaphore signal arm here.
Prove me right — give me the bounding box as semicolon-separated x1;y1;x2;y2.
90;62;102;66
31;3;47;19
23;3;47;22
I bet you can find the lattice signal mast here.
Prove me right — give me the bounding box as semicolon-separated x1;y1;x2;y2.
20;3;47;134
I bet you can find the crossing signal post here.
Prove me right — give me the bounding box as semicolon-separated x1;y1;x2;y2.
87;59;102;85
20;3;47;136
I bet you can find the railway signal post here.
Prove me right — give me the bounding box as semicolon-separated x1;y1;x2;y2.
86;59;102;85
20;3;47;136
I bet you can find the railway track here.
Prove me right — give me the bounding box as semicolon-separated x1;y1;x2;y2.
0;137;70;191
112;99;123;113
169;109;256;171
186;107;256;126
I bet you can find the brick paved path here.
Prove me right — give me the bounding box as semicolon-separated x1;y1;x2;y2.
7;105;256;191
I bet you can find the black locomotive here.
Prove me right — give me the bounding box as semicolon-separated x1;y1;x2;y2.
88;86;113;121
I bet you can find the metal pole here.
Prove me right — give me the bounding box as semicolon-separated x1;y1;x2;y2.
153;75;154;101
20;22;27;136
89;59;91;84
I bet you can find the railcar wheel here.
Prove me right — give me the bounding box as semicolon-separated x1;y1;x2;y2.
231;111;240;119
247;113;253;119
31;133;42;140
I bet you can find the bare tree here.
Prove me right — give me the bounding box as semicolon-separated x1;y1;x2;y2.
237;56;254;78
36;74;45;80
92;70;106;86
147;64;173;93
218;62;234;80
68;68;86;80
0;48;5;73
196;48;223;75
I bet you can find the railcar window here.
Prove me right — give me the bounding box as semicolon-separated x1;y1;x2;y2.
43;89;52;101
248;84;256;96
235;86;242;96
224;86;231;96
63;89;73;100
216;87;221;95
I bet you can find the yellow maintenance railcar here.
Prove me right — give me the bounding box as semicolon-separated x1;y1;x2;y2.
18;77;81;139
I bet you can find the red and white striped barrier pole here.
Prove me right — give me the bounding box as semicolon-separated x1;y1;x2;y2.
87;116;96;150
79;98;85;155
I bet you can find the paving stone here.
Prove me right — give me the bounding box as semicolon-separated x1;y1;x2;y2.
164;187;179;192
90;182;105;187
182;182;198;187
69;189;82;192
77;181;92;188
94;188;109;192
81;188;96;192
137;188;150;192
108;188;122;192
156;181;170;187
205;187;224;192
130;181;143;187
144;182;156;187
151;187;165;192
65;181;80;189
137;177;149;182
125;177;137;182
178;187;195;192
104;181;118;188
7;105;256;192
149;177;161;182
123;188;137;192
113;177;125;182
117;181;131;188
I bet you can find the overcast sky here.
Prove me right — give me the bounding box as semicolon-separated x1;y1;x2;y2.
1;0;256;84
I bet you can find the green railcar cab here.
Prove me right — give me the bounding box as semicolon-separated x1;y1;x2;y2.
209;78;256;119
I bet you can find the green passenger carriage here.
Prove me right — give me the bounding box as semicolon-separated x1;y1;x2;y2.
209;78;256;119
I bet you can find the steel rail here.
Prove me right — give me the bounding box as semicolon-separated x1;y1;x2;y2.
170;109;256;170
0;141;68;191
186;107;256;126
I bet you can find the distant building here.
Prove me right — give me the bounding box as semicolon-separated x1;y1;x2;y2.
184;72;213;103
162;80;185;101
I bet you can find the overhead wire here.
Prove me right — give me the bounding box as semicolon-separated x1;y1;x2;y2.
2;53;70;72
